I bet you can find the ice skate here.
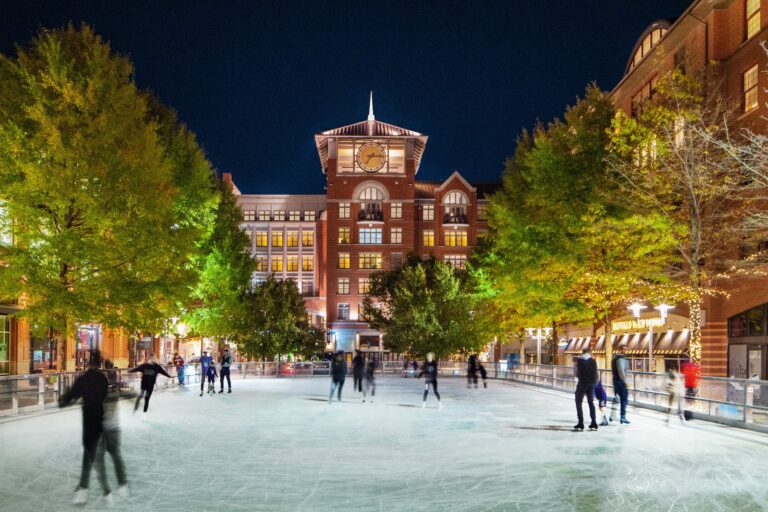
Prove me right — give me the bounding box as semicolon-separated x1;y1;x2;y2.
573;423;584;431
599;417;609;427
72;487;88;505
438;401;443;409
421;401;426;409
227;389;232;393
620;417;630;425
102;492;114;508
116;485;130;499
588;423;598;431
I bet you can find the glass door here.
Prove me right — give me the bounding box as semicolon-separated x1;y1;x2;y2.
748;347;763;380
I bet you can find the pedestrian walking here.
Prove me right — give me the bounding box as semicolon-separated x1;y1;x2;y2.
219;348;233;393
665;368;686;424
352;350;365;393
172;352;185;386
574;348;599;431
129;353;171;415
199;350;212;397
363;359;376;403
467;354;479;388
418;352;442;409
610;350;631;425
328;351;347;404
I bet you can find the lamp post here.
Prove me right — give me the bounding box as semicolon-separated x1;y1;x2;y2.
526;327;552;365
628;303;672;372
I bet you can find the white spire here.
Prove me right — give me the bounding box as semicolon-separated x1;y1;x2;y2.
368;91;375;121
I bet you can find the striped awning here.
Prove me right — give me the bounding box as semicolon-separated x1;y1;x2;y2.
562;330;689;357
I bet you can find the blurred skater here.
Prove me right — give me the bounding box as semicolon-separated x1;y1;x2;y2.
467;354;479;388
610;350;630;425
682;361;700;420
129;353;171;415
595;378;609;426
363;359;376;403
101;360;130;499
219;348;233;393
205;360;218;395
328;351;347;404
665;368;686;424
199;350;213;397
352;350;365;393
59;351;112;506
574;348;598;431
172;352;185;386
411;360;418;377
418;352;442;409
403;359;409;378
479;362;488;388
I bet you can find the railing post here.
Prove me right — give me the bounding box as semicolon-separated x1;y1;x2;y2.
632;372;637;404
37;375;45;408
745;381;753;424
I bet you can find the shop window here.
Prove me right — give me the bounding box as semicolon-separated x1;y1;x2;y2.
744;65;759;113
729;304;767;337
338;227;351;244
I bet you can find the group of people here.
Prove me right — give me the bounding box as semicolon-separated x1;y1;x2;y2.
466;354;488;389
197;349;234;396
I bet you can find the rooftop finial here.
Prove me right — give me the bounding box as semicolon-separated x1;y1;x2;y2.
368;91;375;121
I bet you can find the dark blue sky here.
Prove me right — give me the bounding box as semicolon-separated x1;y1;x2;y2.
0;0;691;194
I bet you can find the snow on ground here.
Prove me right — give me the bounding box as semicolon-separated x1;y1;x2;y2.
1;376;768;512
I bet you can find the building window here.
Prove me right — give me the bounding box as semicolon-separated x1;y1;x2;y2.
304;210;316;221
338;253;350;269
359;253;383;269
339;203;351;219
242;229;253;243
289;210;301;221
445;230;468;247
338;227;351;244
302;231;314;247
301;281;314;296
359;228;382;244
629;27;667;71
443;191;468;223
273;210;285;221
338;304;350;320
256;231;268;247
390;253;403;270
286;231;299;247
243;210;256;221
358;278;371;294
271;256;283;272
390;227;402;244
258;210;270;221
747;0;761;40
271;231;283;247
337;277;350;295
444;255;467;269
255;255;268;271
744;65;759;113
286;255;299;272
359;187;384;221
390;202;402;219
421;204;435;221
477;203;487;221
302;255;314;271
631;76;658;118
423;230;435;247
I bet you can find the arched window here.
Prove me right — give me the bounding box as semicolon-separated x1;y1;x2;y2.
443;190;468;224
359;186;384;221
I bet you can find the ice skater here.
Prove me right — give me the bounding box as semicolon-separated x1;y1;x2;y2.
574;348;598;431
328;351;347;404
665;368;686;425
129;352;171;415
219;348;233;393
199;350;212;397
478;361;488;388
595;378;609;426
59;350;112;506
101;360;130;499
467;354;479;388
352;350;365;393
411;360;418;377
610;350;630;424
362;359;376;403
418;352;442;409
172;352;185;386
205;360;218;394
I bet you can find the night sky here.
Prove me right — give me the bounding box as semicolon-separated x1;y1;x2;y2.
0;0;692;194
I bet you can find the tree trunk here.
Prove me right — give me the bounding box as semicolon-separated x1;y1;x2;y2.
551;321;558;366
688;298;703;365
519;341;525;366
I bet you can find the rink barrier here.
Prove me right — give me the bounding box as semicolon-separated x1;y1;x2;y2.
488;363;768;434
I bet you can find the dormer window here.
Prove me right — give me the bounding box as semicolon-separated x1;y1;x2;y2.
443;191;468;224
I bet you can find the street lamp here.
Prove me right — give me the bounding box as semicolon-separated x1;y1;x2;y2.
526;327;552;365
628;302;673;372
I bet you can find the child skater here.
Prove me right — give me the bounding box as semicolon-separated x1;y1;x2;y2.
205;361;218;395
595;378;609;426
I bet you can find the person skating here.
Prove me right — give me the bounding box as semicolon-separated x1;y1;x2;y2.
59;351;112;506
129;353;171;415
328;351;347;404
172;352;185;386
205;361;218;394
411;360;418;377
467;354;479;388
199;350;213;397
362;359;376;403
478;362;488;388
352;350;365;393
595;378;609;426
610;350;630;424
574;348;599;431
665;368;686;425
418;352;442;409
219;348;233;394
101;359;130;500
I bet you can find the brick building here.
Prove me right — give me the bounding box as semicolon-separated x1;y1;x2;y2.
235;99;495;357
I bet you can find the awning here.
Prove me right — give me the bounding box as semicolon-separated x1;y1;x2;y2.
563;330;689;357
563;336;592;354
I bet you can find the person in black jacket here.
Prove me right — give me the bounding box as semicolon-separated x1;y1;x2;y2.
219;348;233;394
574;348;599;431
59;350;111;506
362;359;376;403
418;352;442;409
467;354;479;388
129;353;171;414
328;351;347;404
352;350;365;393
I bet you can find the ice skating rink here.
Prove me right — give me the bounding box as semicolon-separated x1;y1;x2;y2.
2;377;768;512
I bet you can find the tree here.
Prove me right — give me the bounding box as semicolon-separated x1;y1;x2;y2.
362;256;496;358
0;24;216;369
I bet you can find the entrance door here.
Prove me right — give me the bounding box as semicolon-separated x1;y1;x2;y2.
748;347;763;380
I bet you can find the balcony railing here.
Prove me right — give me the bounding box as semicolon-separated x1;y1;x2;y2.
443;213;468;224
358;210;384;222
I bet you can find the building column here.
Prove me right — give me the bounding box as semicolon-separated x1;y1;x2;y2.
701;321;727;377
11;317;30;375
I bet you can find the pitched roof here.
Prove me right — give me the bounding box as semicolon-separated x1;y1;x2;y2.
414;176;501;200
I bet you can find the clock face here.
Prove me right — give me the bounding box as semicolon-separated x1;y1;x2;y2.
356;142;387;173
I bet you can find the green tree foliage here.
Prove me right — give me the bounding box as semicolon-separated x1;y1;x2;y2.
362;256;496;358
235;276;322;360
0;24;216;368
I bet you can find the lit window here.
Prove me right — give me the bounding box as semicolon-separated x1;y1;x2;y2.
243;210;256;221
443;191;468;223
304;210;316;221
445;230;468;247
338;227;351;244
273;210;285;221
390;202;402;219
359;187;384;221
338;304;350;320
629;27;667;71
360;228;382;244
271;231;283;247
302;255;314;271
390;227;402;244
287;255;299;272
338;253;350;269
444;255;467;269
744;65;759;113
747;0;761;40
337;278;350;295
255;231;268;247
302;231;314;247
421;204;434;221
423;230;435;247
359;253;383;269
255;255;268;272
258;210;270;221
289;210;301;221
286;231;299;247
358;278;371;294
271;256;283;272
477;203;487;221
339;203;350;219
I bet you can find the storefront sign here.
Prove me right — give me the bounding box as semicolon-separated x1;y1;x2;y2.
612;317;665;333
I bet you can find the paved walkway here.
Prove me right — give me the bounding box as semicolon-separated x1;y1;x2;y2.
1;377;767;511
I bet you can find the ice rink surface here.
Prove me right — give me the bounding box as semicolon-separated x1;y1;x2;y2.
2;376;768;512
